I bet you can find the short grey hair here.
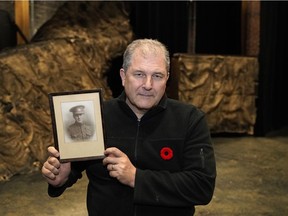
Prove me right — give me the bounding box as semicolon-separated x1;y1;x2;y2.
122;39;170;73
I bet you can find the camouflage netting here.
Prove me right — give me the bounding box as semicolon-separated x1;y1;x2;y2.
172;53;258;135
0;1;133;181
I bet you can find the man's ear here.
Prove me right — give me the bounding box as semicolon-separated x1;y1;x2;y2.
120;68;126;86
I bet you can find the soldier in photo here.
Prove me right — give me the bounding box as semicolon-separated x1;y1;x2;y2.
67;105;94;141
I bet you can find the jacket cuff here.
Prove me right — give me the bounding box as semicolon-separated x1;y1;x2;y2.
47;169;82;197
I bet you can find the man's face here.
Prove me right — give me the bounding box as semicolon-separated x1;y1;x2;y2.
120;49;169;117
73;113;84;123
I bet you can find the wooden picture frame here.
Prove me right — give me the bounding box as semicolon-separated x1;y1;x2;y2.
49;89;105;162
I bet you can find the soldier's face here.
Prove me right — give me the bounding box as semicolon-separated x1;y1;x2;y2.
74;113;84;123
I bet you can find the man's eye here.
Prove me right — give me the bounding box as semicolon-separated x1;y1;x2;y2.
152;74;164;80
134;73;145;77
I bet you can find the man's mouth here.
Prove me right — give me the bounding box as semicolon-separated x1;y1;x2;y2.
138;93;153;97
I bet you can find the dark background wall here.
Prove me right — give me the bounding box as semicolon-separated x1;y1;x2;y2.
1;1;287;136
127;1;288;136
255;2;288;136
195;1;242;55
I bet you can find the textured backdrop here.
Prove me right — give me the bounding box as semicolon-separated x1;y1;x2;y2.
0;1;133;181
172;53;258;135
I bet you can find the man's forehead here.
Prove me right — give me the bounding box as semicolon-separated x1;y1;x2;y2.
130;59;166;72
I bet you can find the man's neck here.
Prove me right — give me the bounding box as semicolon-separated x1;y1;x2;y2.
125;99;147;120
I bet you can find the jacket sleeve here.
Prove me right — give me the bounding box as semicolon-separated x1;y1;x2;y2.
47;161;86;197
134;111;216;207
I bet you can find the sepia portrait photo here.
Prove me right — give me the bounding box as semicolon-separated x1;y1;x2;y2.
49;89;105;162
62;102;96;143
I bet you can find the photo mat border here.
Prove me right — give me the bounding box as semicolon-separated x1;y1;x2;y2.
49;89;106;162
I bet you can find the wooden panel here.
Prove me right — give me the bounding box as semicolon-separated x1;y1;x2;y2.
14;0;30;44
241;1;260;56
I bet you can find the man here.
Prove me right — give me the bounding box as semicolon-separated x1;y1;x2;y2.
67;105;94;141
42;39;216;216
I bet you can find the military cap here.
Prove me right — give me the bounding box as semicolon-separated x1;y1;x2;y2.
69;105;85;114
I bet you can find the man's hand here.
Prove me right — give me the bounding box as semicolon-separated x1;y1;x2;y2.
103;147;136;188
41;146;71;187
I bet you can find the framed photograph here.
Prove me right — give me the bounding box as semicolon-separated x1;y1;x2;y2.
48;89;105;162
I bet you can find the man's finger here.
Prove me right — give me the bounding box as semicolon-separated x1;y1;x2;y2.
103;156;118;166
104;147;123;157
47;146;60;157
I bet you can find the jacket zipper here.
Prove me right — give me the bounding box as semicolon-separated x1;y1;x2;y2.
134;118;141;162
134;118;141;216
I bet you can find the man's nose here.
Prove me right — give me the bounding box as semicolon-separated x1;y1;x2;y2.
143;76;153;89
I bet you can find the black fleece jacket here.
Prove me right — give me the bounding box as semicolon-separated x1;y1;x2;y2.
48;92;216;216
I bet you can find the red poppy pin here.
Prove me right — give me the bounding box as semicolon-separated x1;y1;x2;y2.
160;147;173;160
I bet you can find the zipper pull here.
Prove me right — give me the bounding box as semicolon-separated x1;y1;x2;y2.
200;148;205;169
